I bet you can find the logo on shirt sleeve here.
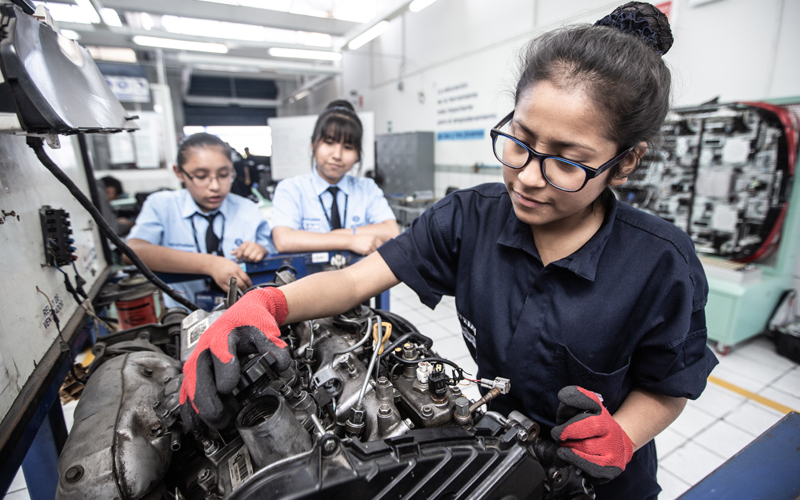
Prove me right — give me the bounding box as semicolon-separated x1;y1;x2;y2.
457;311;477;350
302;218;322;231
167;241;195;249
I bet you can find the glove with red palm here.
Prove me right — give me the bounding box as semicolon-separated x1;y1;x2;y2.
180;287;290;429
550;386;636;482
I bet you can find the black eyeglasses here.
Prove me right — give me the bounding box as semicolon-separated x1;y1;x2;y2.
490;111;635;192
179;166;236;186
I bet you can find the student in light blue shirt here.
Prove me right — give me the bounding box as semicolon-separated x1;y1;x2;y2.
127;133;273;309
271;101;399;255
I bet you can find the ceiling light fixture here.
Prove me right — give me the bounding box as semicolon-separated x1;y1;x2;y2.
100;8;123;27
409;0;438;13
133;36;229;54
60;29;81;41
347;21;389;50
268;48;342;61
293;89;311;100
74;0;101;24
87;46;138;63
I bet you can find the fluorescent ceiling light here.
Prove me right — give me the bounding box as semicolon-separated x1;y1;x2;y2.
333;0;376;23
100;8;123;27
198;0;292;11
34;2;92;24
60;29;81;40
74;0;100;23
87;46;137;63
294;89;311;100
140;12;154;30
133;36;229;53
160;15;331;47
348;20;389;50
409;0;438;13
269;48;341;61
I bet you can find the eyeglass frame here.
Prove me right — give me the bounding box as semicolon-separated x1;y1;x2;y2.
490;111;636;193
178;165;236;185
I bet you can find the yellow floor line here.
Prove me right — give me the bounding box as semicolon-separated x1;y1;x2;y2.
708;375;798;415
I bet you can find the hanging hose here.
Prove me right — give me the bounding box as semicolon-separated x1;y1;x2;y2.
27;136;200;311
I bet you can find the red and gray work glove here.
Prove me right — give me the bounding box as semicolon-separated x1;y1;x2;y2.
550;386;636;482
179;287;289;430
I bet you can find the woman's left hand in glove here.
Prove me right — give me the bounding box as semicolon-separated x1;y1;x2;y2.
550;386;636;482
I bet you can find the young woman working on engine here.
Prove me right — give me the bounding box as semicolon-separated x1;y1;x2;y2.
270;100;399;255
180;4;718;498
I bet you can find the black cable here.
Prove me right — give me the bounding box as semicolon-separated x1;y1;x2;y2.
36;287;86;384
27;136;199;311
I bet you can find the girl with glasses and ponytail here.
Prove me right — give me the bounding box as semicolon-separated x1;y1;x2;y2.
127;133;273;309
270;100;399;256
181;4;717;498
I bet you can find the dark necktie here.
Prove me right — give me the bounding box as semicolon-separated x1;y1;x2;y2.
327;186;342;229
202;212;220;255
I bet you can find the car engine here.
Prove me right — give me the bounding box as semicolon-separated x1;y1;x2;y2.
54;272;595;500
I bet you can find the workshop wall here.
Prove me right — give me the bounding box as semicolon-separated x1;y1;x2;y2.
310;0;800;198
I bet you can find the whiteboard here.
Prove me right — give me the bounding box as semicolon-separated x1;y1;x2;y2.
269;111;374;181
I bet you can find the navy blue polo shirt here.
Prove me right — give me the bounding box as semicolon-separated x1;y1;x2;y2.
378;183;718;499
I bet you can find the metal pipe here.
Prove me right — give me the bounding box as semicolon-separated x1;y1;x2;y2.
469;387;502;413
332;316;373;358
170;430;181;451
356;316;383;408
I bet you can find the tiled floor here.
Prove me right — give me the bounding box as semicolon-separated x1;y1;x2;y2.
5;283;799;499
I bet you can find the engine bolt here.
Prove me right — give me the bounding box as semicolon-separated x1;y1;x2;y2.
421;405;433;417
378;404;393;417
199;469;210;481
160;410;169;418
64;465;84;483
141;367;153;377
323;439;337;453
203;439;220;455
152;401;160;409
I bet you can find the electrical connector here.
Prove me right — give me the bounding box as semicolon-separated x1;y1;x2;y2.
479;377;511;394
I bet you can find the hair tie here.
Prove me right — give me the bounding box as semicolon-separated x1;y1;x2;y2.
594;2;672;55
326;105;357;116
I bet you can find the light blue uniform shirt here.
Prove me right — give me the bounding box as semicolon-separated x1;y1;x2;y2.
271;167;395;233
128;189;273;309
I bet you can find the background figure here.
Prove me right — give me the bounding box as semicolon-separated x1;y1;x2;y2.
270;100;399;256
98;175;134;236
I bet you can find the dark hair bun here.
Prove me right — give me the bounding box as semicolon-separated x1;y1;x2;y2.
325;100;356;114
595;2;673;55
